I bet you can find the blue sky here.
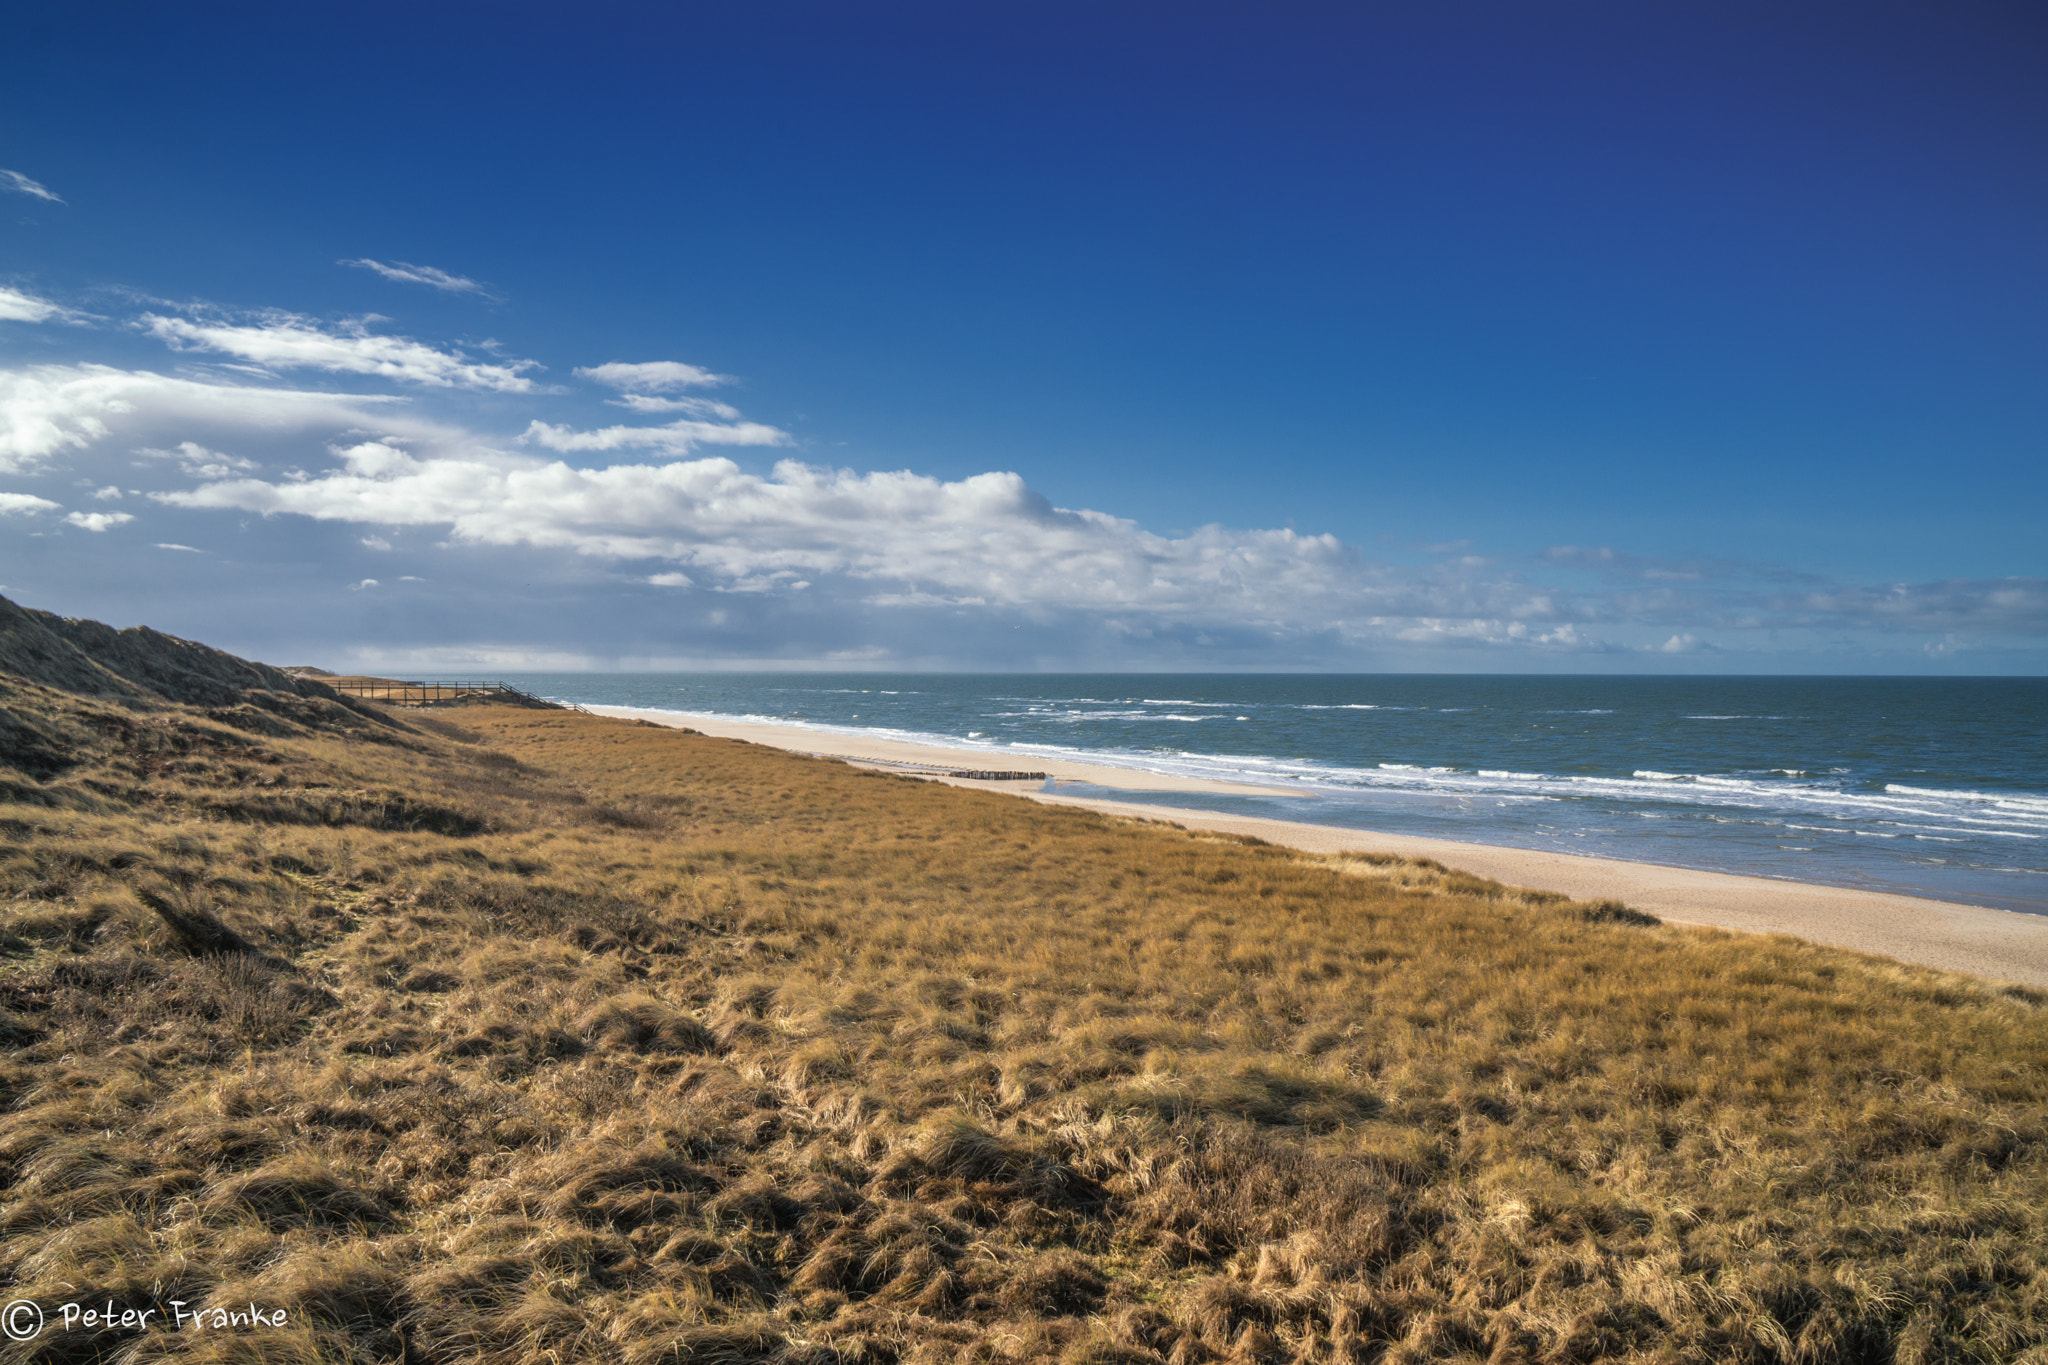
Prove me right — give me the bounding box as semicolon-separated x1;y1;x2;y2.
2;0;2043;672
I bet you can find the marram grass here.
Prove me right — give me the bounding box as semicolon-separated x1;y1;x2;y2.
1;698;2044;1364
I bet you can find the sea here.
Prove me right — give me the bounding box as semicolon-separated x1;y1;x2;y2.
497;674;2048;915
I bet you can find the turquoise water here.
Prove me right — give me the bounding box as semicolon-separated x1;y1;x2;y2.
499;674;2048;914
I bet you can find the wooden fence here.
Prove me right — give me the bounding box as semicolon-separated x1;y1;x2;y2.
322;679;557;708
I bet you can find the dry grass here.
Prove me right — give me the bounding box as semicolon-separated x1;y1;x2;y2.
2;691;2046;1364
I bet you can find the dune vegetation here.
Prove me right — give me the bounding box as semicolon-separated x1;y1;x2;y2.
2;597;2046;1364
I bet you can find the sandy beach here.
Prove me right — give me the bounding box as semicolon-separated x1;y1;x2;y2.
598;704;2048;988
582;705;1301;796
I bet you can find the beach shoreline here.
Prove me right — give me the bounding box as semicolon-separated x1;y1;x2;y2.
596;703;2048;988
581;704;1302;796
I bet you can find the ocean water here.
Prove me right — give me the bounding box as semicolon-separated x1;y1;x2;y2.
498;674;2048;914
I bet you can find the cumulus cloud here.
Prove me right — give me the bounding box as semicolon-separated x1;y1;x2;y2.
139;441;260;481
341;259;492;295
577;361;728;391
66;510;133;532
6;356;2040;663
155;443;1539;638
0;286;83;325
0;492;61;515
141;312;540;392
0;364;406;474
0;170;62;204
154;431;2048;651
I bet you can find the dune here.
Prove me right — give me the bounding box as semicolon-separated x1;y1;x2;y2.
607;704;2048;989
7;610;2047;1360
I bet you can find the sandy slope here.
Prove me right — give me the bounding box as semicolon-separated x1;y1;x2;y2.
598;705;2048;988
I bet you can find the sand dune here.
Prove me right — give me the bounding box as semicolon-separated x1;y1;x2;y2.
603;704;2048;988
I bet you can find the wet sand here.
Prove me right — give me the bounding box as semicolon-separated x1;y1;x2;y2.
599;705;2048;989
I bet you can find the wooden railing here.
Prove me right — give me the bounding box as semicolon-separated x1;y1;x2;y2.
322;679;558;708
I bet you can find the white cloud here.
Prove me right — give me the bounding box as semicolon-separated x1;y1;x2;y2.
155;431;2048;650
0;170;62;204
361;535;393;550
155;543;203;553
576;361;728;391
0;492;60;515
341;259;491;295
609;394;744;418
66;510;133;532
352;579;379;590
155;448;1441;632
141;312;540;392
0;286;82;325
139;441;260;481
522;417;789;455
8;357;2038;660
92;485;122;500
0;365;408;475
1780;578;2048;636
